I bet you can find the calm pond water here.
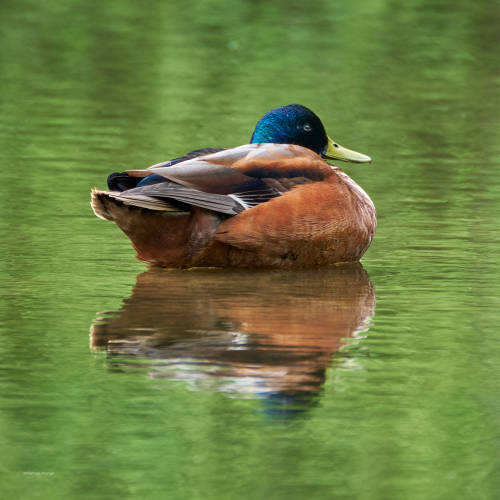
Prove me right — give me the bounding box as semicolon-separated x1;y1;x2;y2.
1;0;500;498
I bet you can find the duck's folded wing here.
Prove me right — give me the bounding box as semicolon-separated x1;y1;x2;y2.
115;144;334;215
127;143;332;194
107;148;225;191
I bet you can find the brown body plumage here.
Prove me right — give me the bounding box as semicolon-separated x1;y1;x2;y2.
91;143;376;268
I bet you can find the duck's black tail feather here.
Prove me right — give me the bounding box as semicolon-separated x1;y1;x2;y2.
107;172;141;191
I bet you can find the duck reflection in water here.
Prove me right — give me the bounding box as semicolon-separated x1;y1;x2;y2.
91;263;375;413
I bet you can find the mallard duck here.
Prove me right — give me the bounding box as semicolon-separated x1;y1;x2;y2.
91;104;376;268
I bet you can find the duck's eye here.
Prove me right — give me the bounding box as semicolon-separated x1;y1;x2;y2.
334;143;339;147
303;123;312;132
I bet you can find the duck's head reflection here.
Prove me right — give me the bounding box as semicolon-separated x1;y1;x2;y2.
91;263;375;413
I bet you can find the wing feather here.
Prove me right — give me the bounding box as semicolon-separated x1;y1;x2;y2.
113;182;245;215
117;144;333;215
126;143;331;194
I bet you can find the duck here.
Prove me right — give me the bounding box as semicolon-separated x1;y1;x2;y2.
91;104;376;268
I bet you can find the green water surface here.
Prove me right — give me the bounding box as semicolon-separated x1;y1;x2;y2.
1;1;500;499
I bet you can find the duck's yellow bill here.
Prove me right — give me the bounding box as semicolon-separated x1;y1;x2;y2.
323;136;371;163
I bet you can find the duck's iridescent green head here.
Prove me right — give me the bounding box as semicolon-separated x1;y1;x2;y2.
251;104;371;163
